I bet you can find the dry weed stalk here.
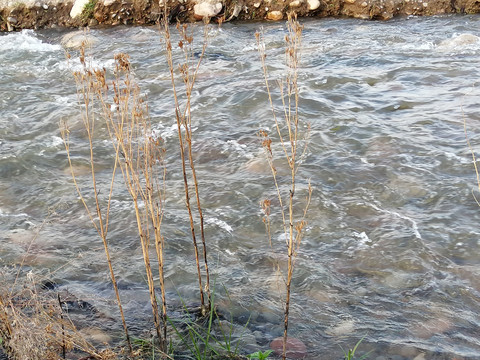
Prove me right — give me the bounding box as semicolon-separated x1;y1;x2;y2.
161;16;211;313
256;14;312;360
96;53;168;351
63;45;169;352
463;107;480;203
0;271;105;359
61;43;133;355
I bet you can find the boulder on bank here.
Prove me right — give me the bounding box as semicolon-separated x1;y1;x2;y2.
194;0;223;19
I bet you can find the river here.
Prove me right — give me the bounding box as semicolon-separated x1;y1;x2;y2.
1;15;480;359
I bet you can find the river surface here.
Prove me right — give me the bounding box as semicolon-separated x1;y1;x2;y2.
2;15;480;359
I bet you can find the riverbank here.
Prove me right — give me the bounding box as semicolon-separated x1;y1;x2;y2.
0;0;479;31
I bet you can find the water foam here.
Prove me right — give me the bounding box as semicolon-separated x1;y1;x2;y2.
370;202;422;239
0;30;62;53
206;217;233;233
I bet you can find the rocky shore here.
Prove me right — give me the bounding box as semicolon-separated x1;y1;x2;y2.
0;0;480;31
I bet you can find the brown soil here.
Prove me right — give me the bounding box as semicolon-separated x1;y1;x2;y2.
0;0;480;32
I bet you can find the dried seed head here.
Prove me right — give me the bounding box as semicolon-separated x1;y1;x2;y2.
114;53;130;71
261;199;271;216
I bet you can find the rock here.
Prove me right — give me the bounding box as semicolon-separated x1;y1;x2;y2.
266;10;283;20
413;353;426;360
344;0;356;3
253;1;261;7
79;327;112;344
103;0;116;6
61;30;98;49
438;33;480;50
361;1;368;6
193;1;222;19
270;337;307;359
6;16;17;24
289;0;302;7
325;319;355;336
411;317;452;339
307;0;320;10
70;0;90;18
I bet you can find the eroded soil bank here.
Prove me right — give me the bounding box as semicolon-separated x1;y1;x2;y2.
1;0;480;32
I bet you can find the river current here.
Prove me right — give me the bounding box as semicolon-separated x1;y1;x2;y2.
1;15;480;359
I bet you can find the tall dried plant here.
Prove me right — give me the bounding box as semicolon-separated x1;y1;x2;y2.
62;44;169;352
256;14;312;360
95;53;168;351
61;44;133;356
161;16;211;314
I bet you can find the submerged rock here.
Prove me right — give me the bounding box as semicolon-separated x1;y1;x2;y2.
270;337;307;359
438;33;480;51
61;30;98;48
325;319;355;336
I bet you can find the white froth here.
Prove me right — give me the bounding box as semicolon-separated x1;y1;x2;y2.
206;217;233;233
223;139;254;159
0;30;62;52
370;202;422;239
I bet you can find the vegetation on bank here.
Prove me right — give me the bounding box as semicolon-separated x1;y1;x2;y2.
2;0;480;32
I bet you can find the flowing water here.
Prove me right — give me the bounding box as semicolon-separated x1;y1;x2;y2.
2;14;480;359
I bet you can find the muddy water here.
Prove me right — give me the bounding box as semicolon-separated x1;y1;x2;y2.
2;15;480;359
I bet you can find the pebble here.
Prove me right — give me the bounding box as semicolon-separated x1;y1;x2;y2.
270;337;307;359
266;10;283;20
193;1;222;19
289;0;302;7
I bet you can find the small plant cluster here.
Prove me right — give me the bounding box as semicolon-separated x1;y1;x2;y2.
81;0;97;22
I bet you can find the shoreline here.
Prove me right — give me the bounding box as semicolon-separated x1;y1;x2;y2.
1;0;480;32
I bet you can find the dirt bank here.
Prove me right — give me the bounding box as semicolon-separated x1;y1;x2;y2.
1;0;480;32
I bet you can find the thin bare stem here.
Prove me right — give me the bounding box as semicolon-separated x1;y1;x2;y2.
257;13;311;360
161;17;211;311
